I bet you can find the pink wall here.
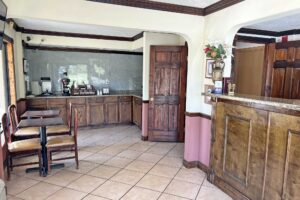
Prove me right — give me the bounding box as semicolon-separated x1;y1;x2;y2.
142;103;149;138
184;115;211;167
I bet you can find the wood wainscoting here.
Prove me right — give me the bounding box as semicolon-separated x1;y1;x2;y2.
209;97;300;200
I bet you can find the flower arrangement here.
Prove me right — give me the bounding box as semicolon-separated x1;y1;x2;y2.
204;44;227;60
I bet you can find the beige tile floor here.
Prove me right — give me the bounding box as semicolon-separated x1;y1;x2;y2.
5;125;232;200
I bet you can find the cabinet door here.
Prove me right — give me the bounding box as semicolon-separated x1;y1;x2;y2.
212;102;268;200
88;103;105;125
105;103;119;124
27;98;47;110
133;97;142;128
264;113;300;200
271;68;286;98
67;98;87;127
47;99;67;124
119;101;132;123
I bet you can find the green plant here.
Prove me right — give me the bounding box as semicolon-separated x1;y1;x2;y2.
204;44;227;60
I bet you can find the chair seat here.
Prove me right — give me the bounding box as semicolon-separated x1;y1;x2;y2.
47;125;70;134
8;138;41;153
47;136;75;148
14;127;40;137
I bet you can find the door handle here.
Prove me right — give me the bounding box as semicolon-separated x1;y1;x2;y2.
150;97;154;101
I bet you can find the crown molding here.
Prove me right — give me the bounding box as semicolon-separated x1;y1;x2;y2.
238;28;300;37
87;0;244;16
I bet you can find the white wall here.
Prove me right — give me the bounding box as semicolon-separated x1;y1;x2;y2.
236;42;265;49
4;0;205;112
142;32;184;100
4;0;300;114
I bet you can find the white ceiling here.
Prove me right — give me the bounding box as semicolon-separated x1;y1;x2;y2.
245;12;300;32
14;18;142;38
149;0;220;8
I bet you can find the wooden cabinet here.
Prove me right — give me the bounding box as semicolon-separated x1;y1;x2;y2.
133;96;142;128
26;95;142;127
87;97;105;126
104;96;119;124
119;96;132;123
210;97;300;200
67;98;87;127
47;98;67;124
27;98;47;110
270;42;300;99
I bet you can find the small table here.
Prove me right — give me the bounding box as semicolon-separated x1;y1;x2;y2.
21;110;60;119
18;117;64;176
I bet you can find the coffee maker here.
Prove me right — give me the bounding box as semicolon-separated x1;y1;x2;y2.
61;72;71;96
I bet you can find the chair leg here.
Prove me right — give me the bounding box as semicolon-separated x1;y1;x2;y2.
74;145;79;169
9;156;13;171
6;155;10;181
38;150;42;176
47;150;51;174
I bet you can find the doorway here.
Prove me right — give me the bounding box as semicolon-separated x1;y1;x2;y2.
148;45;187;142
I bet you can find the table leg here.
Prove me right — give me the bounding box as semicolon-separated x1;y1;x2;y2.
40;126;48;176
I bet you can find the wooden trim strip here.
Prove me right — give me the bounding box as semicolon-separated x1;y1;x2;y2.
183;159;210;173
276;40;300;49
236;35;276;44
141;136;148;141
185;112;211;120
87;0;244;16
238;28;300;37
204;0;244;15
238;28;279;37
142;100;149;103
24;44;143;55
88;0;204;16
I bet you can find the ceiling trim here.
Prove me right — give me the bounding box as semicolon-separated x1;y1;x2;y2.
204;0;244;15
24;44;143;55
238;28;300;37
87;0;244;16
236;35;276;44
9;19;144;42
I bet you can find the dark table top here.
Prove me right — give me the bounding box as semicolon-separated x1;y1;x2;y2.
18;117;64;128
21;110;60;118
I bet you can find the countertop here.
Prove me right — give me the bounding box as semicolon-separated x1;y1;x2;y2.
203;93;300;111
26;94;143;99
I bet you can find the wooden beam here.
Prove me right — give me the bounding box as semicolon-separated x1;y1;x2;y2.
236;35;275;44
24;44;143;55
204;0;244;15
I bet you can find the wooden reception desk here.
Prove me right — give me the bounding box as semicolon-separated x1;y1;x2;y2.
207;93;300;200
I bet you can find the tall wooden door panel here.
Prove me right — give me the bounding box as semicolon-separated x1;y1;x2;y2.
290;68;300;99
212;102;268;200
148;46;187;142
271;68;286;98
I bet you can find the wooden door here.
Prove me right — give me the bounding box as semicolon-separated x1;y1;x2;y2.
4;41;17;105
271;67;286;98
148;46;187;142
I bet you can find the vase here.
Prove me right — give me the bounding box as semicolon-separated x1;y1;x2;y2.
212;59;225;82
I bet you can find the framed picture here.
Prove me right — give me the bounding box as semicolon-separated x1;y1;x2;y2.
204;84;214;104
205;59;214;78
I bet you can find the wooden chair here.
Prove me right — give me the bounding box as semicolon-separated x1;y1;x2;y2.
8;105;40;139
2;113;42;180
46;109;79;173
46;103;73;136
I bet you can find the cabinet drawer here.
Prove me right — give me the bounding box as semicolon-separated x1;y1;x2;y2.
119;96;132;102
104;96;118;103
47;98;66;105
67;98;86;105
87;97;104;103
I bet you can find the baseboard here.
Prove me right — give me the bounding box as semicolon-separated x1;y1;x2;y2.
141;136;148;141
183;159;209;173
